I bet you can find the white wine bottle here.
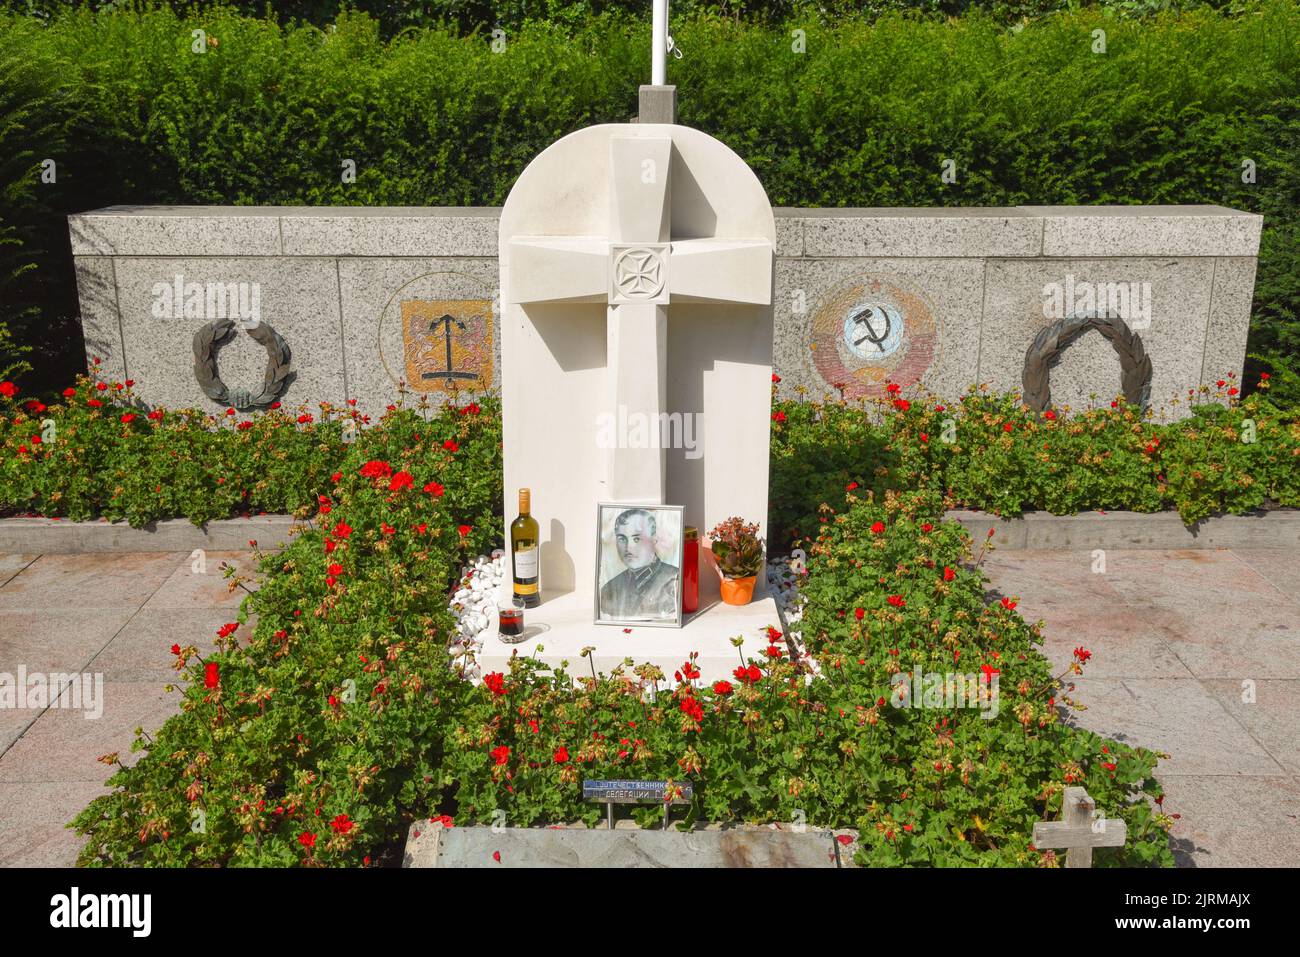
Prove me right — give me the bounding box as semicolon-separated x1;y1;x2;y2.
510;488;541;608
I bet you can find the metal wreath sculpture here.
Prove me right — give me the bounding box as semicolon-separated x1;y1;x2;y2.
1022;313;1153;414
192;318;291;410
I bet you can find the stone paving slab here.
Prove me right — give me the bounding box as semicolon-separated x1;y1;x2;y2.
1200;679;1300;777
0;554;37;586
0;781;110;867
1061;677;1284;776
0;553;187;610
408;825;843;868
140;552;258;610
1159;775;1300;868
0;681;180;784
0;607;136;677
83;609;233;681
1224;548;1300;605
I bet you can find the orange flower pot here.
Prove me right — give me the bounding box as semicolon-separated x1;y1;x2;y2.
719;574;757;606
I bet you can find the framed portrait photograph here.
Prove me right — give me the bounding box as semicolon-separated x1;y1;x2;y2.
594;503;685;628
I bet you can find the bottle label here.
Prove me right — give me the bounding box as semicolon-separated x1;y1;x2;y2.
514;546;539;580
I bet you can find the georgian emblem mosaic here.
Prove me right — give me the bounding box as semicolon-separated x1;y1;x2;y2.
400;298;494;391
809;276;937;399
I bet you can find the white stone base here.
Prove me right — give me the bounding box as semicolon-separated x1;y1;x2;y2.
477;585;783;683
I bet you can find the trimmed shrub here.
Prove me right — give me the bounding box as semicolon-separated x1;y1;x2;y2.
0;4;1296;399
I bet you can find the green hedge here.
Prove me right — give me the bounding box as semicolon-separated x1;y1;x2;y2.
1;3;1298;401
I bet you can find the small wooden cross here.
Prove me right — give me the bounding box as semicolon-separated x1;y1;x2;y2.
1032;786;1127;868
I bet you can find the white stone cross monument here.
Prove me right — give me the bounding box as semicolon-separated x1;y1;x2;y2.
483;95;781;681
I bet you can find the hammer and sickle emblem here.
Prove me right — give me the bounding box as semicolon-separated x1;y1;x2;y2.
849;306;892;353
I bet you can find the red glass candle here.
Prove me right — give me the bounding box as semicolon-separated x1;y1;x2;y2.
682;526;699;614
498;606;525;642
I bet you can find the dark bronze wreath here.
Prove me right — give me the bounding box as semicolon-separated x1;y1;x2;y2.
192;318;291;410
1022;313;1153;414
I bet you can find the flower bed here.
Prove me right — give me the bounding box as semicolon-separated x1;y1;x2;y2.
771;375;1300;547
37;382;1174;866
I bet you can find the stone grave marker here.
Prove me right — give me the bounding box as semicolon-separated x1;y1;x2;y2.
481;81;782;680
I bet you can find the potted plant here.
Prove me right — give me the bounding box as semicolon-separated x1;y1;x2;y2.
709;516;764;605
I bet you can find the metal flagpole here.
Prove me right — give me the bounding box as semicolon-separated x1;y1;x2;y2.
652;0;668;85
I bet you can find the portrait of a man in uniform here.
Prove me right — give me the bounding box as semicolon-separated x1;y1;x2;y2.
595;505;683;626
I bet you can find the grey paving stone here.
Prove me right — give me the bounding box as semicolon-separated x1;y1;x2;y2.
1227;549;1300;607
0;554;38;586
0;552;184;609
0;681;180;783
1158;774;1300;868
83;609;231;681
1201;679;1300;776
140;550;256;610
410;825;841;868
1064;677;1285;776
0;780;107;867
0;607;134;676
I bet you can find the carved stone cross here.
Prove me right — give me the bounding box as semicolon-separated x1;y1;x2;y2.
1032;786;1128;868
506;134;771;505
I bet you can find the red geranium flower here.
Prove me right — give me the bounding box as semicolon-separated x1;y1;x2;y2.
491;745;510;766
457;524;471;537
442;439;459;452
332;522;352;540
389;470;414;492
870;521;885;535
331;814;353;834
553;746;569;764
1000;597;1017;610
204;663;220;689
772;411;786;423
360;459;392;479
733;664;762;685
712;680;733;696
1074;647;1092;663
854;607;865;620
483;672;507;696
679;696;704;723
424;481;445;497
943;566;955;582
298;832;316;849
887;594;906;608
